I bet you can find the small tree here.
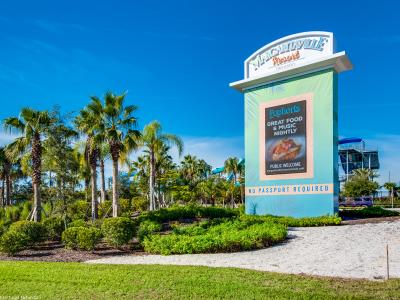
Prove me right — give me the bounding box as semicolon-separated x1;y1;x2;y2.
384;182;398;198
343;169;379;197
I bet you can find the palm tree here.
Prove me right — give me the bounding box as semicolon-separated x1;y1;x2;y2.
87;92;141;217
74;109;100;221
224;157;243;207
180;155;198;185
4;108;55;221
140;121;183;211
352;168;378;181
384;182;397;199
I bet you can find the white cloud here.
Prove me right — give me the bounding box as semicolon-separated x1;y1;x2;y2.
169;136;244;169
363;134;400;185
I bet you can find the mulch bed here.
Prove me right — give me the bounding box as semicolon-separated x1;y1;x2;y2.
0;241;147;262
341;216;400;225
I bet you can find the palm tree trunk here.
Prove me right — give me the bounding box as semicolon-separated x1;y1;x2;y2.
85;177;90;201
149;150;155;211
32;133;42;222
100;159;106;203
240;184;244;204
1;179;4;207
90;160;98;221
111;158;119;217
6;173;11;205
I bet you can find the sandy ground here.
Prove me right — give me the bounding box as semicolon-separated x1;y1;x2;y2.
86;220;400;279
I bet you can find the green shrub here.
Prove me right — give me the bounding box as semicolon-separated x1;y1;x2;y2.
43;217;66;240
137;205;239;224
120;199;133;215
68;219;88;228
339;206;399;218
5;206;21;222
101;217;135;248
62;226;102;251
137;220;162;243
67;200;90;220
62;227;80;249
240;215;342;227
9;221;47;245
0;230;30;255
20;201;32;220
0;220;46;255
42;202;53;217
0;220;11;236
90;219;104;229
76;227;102;251
143;219;287;255
132;196;148;212
98;201;112;219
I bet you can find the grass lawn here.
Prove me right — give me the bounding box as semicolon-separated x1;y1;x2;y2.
0;261;398;299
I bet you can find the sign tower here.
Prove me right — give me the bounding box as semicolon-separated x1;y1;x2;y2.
230;32;352;217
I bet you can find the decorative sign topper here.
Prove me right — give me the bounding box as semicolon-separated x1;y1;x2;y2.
245;32;334;79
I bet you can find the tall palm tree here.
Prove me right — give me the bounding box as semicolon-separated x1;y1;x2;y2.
140;121;183;211
4;108;55;221
74;109;100;221
88;92;141;217
180;155;198;185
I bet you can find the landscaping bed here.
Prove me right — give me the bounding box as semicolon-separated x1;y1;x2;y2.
0;205;399;260
0;205;345;258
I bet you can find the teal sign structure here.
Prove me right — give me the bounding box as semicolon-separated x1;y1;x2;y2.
230;32;352;217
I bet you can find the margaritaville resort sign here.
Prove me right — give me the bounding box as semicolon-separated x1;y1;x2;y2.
230;32;352;218
245;32;334;78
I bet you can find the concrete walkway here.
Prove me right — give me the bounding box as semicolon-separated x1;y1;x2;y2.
86;220;400;279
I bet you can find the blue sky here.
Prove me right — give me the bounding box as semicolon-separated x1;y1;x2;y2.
0;0;398;183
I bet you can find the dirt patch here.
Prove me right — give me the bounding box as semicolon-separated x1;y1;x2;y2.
0;241;147;262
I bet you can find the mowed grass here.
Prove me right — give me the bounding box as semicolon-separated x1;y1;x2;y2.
0;261;399;299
